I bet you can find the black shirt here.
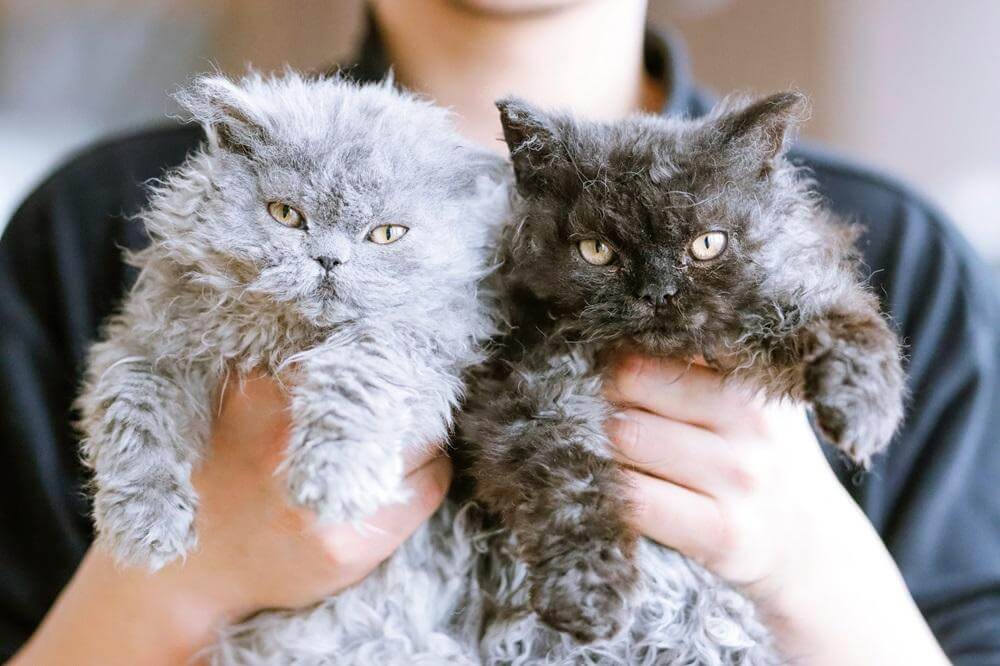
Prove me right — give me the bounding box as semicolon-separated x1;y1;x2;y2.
1;26;998;662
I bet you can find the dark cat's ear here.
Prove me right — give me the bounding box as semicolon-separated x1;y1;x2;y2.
496;97;564;195
176;74;270;158
709;91;808;179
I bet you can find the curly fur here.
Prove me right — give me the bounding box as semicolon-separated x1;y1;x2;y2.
456;92;905;660
75;77;902;664
74;71;510;662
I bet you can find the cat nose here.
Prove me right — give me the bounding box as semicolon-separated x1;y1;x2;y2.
315;256;342;272
640;283;677;307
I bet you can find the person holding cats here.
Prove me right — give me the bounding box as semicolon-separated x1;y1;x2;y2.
5;1;994;664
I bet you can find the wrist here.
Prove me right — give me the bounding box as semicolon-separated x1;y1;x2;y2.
13;545;234;666
747;485;946;665
108;546;241;661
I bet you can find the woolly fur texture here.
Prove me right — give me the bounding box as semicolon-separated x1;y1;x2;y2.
456;92;904;662
77;76;902;664
75;72;510;662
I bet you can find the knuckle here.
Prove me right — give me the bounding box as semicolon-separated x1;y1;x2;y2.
413;464;449;514
725;449;765;496
611;354;648;397
713;504;744;555
275;505;310;533
319;529;356;569
610;412;643;457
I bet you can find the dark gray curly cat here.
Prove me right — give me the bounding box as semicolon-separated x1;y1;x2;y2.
458;91;904;655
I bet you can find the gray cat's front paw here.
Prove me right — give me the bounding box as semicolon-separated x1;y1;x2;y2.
286;428;409;523
94;477;197;570
530;542;639;643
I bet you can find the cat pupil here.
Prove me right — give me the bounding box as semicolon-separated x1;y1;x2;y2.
282;205;290;218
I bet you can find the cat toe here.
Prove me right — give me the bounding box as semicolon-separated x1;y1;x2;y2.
530;546;638;643
286;448;409;523
94;480;197;570
806;356;902;465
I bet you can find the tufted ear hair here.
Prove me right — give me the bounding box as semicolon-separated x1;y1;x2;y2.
707;91;808;179
175;74;270;158
495;97;566;196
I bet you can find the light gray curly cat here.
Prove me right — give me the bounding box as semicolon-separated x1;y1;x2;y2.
75;71;508;662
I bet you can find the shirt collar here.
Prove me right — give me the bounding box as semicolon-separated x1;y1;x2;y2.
346;13;708;120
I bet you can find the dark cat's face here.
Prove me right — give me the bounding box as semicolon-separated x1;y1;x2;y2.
497;92;814;354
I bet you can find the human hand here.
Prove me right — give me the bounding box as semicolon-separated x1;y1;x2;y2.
12;372;450;666
172;371;452;617
604;354;947;665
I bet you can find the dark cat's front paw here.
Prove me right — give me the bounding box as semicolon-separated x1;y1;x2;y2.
805;343;903;465
529;543;639;643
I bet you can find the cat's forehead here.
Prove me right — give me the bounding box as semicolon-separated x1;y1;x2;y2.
251;127;470;213
244;78;467;179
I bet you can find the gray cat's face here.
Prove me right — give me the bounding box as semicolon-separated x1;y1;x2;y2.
174;73;502;325
497;93;812;353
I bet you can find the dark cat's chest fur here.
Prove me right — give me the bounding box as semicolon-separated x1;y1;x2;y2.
458;91;905;651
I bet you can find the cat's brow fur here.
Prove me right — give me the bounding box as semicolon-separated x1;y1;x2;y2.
458;92;905;661
75;71;510;662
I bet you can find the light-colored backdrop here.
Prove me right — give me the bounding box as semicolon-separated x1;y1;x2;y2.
1;0;997;265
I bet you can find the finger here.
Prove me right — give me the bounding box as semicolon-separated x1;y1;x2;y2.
402;440;446;475
338;456;453;561
605;354;763;433
623;470;723;562
606;409;732;496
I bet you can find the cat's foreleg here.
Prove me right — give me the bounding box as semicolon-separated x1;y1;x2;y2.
78;347;210;570
794;306;904;466
462;365;639;643
283;338;455;523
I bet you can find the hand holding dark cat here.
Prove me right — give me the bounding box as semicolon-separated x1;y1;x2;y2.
605;355;832;589
604;355;948;666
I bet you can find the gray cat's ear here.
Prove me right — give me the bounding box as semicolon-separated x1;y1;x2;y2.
496;97;563;194
710;91;808;179
176;74;269;158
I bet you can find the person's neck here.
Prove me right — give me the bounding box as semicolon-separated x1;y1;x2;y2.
370;0;663;150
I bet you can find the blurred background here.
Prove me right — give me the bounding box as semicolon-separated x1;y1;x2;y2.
1;0;998;272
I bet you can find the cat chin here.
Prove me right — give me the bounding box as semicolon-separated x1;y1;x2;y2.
627;330;698;357
294;297;359;327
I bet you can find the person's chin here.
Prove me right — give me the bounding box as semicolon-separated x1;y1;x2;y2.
446;0;592;18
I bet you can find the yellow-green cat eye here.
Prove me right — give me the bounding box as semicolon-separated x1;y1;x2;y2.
578;239;615;266
267;202;304;229
368;224;409;245
690;231;728;261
